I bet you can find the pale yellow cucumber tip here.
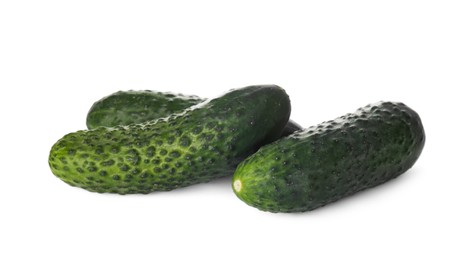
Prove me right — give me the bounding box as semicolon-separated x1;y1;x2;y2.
233;180;242;192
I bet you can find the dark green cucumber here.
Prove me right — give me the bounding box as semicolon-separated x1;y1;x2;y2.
232;101;425;213
86;90;204;129
86;90;302;136
49;85;291;194
281;119;302;137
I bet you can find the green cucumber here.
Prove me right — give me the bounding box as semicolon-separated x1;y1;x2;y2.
49;85;291;194
86;90;204;130
232;101;425;212
86;90;302;136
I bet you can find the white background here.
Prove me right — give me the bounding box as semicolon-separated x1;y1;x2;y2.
1;1;475;259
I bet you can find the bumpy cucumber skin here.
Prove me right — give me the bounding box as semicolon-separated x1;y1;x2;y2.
49;85;291;194
86;90;203;129
233;101;425;213
86;90;302;136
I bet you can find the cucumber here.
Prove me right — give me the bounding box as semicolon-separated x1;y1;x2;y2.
86;90;204;130
232;101;425;212
86;90;302;136
49;85;291;194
